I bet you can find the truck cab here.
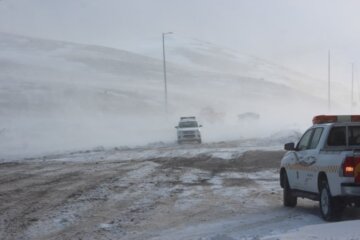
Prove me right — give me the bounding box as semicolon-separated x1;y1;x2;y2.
280;115;360;221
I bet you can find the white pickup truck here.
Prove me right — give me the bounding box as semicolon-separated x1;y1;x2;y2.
280;115;360;221
175;116;202;144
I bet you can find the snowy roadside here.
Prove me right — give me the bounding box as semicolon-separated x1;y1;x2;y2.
0;134;295;163
1;143;280;164
263;220;360;240
0;147;287;240
2;133;359;240
1;147;359;240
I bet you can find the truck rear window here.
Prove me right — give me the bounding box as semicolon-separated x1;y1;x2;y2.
327;127;346;146
348;126;360;146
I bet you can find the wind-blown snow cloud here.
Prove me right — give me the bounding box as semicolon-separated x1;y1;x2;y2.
0;0;360;80
0;0;359;158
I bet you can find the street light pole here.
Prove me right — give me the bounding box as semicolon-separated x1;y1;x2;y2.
351;63;354;113
162;32;173;113
328;50;331;113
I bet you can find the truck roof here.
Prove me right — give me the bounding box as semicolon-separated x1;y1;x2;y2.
313;115;360;125
180;116;196;120
313;122;360;128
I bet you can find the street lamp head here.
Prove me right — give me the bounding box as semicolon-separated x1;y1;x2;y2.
163;32;173;35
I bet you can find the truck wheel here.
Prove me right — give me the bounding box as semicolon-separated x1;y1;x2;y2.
283;172;297;207
319;180;343;221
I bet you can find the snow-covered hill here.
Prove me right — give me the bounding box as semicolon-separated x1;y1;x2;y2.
129;36;350;105
0;33;331;158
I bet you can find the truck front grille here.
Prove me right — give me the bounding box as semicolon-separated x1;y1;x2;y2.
183;131;195;135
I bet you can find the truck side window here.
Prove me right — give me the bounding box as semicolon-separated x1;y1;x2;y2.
297;129;313;151
327;127;346;146
309;128;323;149
348;126;360;146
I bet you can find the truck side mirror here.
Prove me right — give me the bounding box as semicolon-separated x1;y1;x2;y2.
175;126;178;129
199;125;203;127
284;142;295;151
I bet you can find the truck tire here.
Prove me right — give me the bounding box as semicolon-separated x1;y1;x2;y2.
319;180;344;221
283;172;297;207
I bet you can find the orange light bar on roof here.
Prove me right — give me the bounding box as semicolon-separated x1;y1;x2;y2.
312;115;360;124
351;115;360;122
312;115;337;124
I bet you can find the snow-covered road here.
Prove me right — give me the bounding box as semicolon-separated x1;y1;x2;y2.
0;144;359;240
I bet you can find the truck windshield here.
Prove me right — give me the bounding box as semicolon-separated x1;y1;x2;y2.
179;121;198;128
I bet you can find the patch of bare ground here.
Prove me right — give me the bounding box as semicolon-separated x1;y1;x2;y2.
222;178;257;187
152;150;285;173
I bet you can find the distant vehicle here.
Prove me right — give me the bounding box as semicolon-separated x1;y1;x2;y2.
280;115;360;221
175;116;202;144
238;112;260;121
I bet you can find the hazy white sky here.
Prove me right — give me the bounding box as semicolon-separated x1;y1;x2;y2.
1;0;360;80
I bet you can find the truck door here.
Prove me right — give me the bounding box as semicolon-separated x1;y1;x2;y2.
296;127;323;192
292;128;314;190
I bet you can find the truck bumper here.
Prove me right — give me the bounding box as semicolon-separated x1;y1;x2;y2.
178;136;201;143
178;134;201;142
341;183;360;196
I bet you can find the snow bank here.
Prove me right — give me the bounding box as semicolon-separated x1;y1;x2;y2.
264;220;360;240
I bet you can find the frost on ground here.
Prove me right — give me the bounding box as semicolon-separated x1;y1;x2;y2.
1;146;359;240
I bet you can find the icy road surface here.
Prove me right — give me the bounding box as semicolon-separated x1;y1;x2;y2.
1;144;359;240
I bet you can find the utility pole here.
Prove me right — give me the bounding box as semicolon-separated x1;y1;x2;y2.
351;63;354;113
162;32;173;113
328;50;331;113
